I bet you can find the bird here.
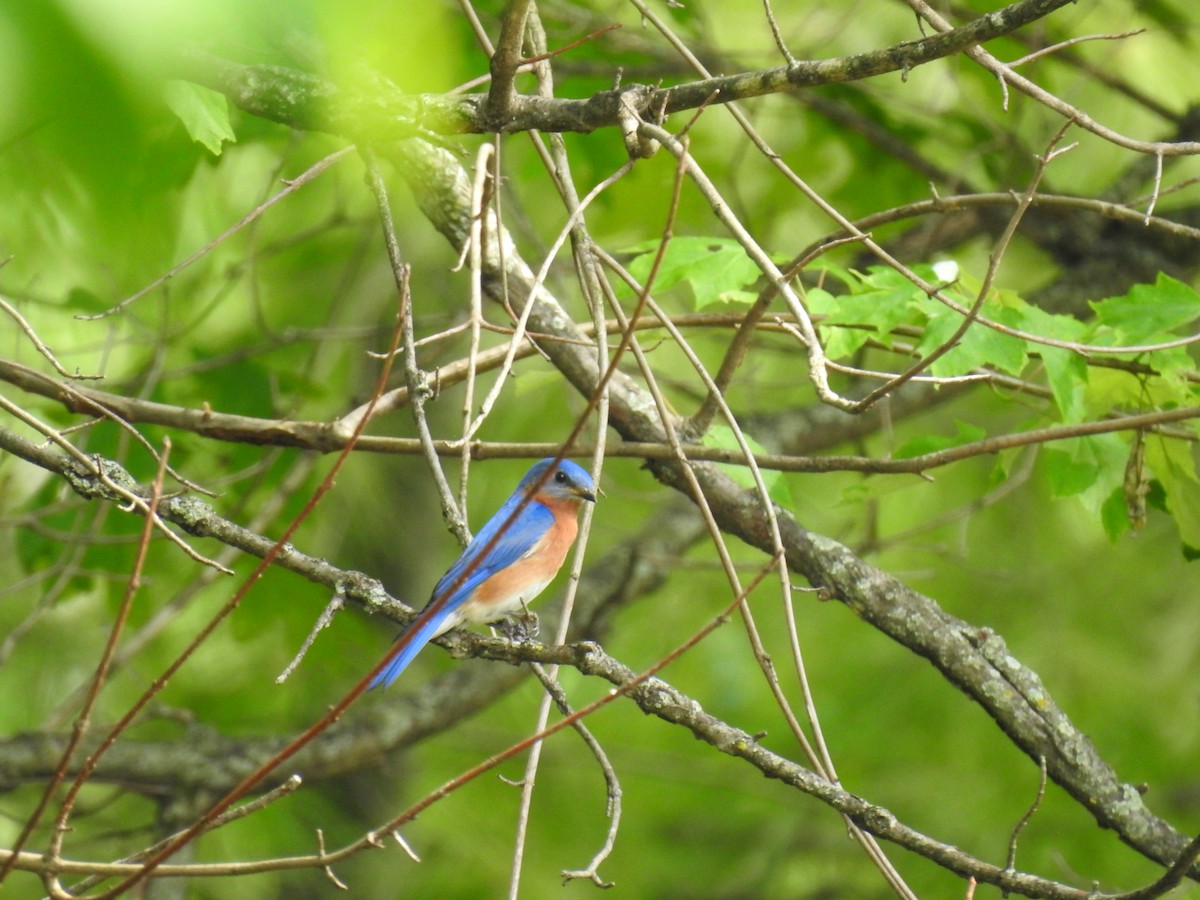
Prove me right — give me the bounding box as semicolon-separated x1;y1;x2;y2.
369;458;597;689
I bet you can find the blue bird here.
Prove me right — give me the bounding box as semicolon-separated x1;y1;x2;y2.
370;459;596;689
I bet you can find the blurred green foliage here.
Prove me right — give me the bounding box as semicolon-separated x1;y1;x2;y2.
0;1;1197;898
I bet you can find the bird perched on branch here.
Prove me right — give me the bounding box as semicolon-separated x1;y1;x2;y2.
369;458;597;689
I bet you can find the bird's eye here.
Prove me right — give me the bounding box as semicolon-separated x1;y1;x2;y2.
555;470;568;484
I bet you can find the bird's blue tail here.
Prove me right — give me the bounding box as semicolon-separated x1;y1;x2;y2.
368;614;447;689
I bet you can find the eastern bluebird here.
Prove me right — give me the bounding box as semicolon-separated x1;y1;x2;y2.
369;458;597;689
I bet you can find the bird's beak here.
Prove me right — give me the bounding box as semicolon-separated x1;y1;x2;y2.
574;484;598;503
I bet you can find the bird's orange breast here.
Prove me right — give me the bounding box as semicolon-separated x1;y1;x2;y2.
463;495;583;623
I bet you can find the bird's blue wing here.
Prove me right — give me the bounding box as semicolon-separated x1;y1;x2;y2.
431;494;554;608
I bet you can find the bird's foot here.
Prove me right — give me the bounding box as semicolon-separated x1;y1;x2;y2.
493;610;539;642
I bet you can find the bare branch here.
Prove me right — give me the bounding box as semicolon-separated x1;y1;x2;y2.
178;1;1097;142
386;134;1198;878
904;0;1200;156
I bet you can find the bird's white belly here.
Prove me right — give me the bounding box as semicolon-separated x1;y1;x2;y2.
462;576;553;625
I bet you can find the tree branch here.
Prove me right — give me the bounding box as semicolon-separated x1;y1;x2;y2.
383;133;1199;879
176;0;1087;141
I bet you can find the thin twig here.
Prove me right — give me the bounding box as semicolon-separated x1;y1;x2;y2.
457;159;634;453
853;125;1074;409
62;776;304;895
1006;756;1048;873
276;588;346;683
636;120;855;412
504;24;618;890
80;279;410;899
360;148;468;542
0;440;171;889
1006;30;1146;69
317;829;349;891
903;0;1191;157
762;0;796;65
1145;151;1163;222
597;254;898;871
0;393;230;572
458;142;495;514
0;293;101;379
528;664;620;889
80;147;354;320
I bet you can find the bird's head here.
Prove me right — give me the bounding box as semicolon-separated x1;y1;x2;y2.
521;458;597;504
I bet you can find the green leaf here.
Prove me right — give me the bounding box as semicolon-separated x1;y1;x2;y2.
804;287;839;315
1043;447;1096;496
1080;434;1132;519
1088;274;1200;345
988;447;1024;488
808;288;887;357
64;286;108;314
894;420;986;459
702;425;792;506
1099;487;1131;542
859;264;939;293
1042;434;1126;502
164;80;236;155
806;260;857;292
720;289;758;305
966;290;1090;420
1084;345;1196;418
620;237;762;309
1143;437;1200;555
917;308;1028;378
1041;346;1088;424
827;288;916;353
1144;345;1199;402
808;287;871;357
1007;296;1089;344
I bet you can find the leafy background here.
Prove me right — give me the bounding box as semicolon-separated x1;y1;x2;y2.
0;0;1197;897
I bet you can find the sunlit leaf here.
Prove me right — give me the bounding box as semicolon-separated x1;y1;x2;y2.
1088;274;1200;345
164;80;237;155
621;237;763;309
917;308;1028;377
811;286;916;356
1041;346;1089;424
1042;434;1126;500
